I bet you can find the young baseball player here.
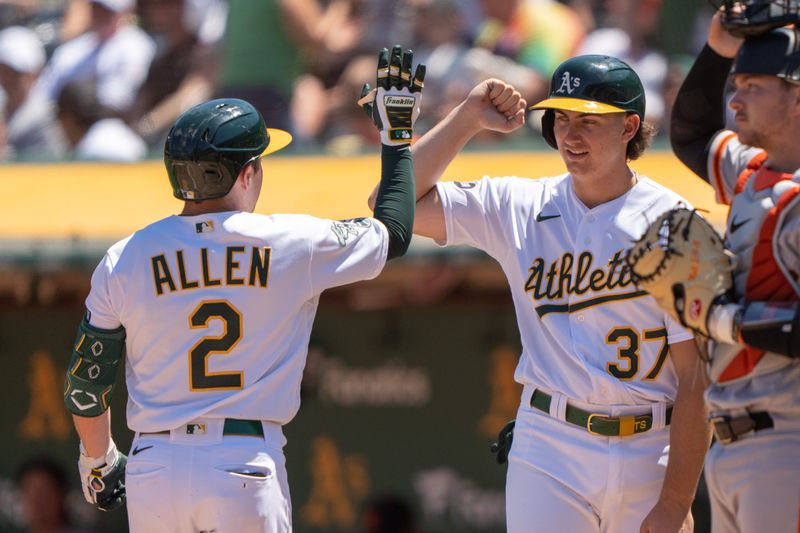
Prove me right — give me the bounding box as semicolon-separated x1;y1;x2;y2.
669;5;800;531
63;46;424;532
396;56;711;532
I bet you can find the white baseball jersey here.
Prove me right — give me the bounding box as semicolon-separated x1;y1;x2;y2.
436;174;693;405
704;130;800;414
85;211;388;432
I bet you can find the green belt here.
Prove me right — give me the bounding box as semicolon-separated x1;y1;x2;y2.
223;418;264;437
145;418;264;437
530;389;672;437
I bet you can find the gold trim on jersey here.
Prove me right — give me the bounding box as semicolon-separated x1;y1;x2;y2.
248;247;271;287
524;249;645;317
200;248;222;287
151;254;177;296
605;326;671;382
642;328;669;381
150;246;273;297
188;299;244;392
176;250;200;290
606;326;639;380
226;246;246;286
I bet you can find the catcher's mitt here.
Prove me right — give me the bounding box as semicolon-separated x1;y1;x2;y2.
625;207;735;338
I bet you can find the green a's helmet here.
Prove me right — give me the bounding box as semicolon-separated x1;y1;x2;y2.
530;55;645;149
164;98;292;201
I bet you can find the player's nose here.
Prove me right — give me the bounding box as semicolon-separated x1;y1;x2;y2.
728;91;744;111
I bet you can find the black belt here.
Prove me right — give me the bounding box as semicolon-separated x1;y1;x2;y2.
142;418;264;437
710;412;773;445
530;389;672;437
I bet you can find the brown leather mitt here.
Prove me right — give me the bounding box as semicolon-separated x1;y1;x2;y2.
626;207;735;337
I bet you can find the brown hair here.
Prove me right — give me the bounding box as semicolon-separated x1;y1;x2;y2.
627;118;657;161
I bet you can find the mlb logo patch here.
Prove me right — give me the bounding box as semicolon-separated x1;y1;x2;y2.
186;424;207;435
196;220;214;234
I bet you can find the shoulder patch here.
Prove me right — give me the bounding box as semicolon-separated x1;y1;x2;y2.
331;218;372;246
454;181;477;189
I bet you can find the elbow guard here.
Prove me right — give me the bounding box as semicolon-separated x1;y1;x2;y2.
64;316;126;417
739;301;800;359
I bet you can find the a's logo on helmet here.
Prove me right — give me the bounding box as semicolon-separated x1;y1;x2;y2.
556;71;581;95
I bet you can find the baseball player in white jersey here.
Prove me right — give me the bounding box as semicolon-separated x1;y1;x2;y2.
398;56;711;532
62;46;425;532
669;4;800;531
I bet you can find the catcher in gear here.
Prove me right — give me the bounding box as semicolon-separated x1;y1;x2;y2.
383;54;710;533
64;47;423;532
669;4;800;531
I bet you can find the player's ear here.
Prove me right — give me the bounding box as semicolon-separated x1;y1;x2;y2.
240;159;261;190
621;113;640;143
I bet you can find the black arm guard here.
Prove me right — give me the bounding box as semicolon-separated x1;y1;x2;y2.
64;316;126;417
373;144;415;260
670;45;734;182
739;301;800;358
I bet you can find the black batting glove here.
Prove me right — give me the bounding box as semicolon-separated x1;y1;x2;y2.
490;419;515;465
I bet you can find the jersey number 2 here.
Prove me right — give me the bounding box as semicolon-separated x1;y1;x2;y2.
189;300;243;391
606;327;669;381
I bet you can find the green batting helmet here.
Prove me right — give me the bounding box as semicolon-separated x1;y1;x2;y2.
530;55;645;150
164;98;292;201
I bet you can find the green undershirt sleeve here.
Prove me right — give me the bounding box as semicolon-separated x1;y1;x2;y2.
373;145;416;260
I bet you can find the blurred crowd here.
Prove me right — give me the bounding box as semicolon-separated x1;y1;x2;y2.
0;0;713;162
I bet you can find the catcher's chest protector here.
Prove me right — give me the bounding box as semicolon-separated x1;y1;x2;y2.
715;154;800;382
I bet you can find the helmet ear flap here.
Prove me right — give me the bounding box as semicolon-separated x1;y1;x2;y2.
541;110;558;150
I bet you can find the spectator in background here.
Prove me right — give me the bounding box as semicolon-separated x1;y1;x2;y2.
15;455;89;533
361;494;419;533
129;0;220;148
473;0;586;78
0;26;66;160
57;79;147;161
576;0;668;129
411;0;546;132
35;0;155;112
217;0;362;133
297;0;543;151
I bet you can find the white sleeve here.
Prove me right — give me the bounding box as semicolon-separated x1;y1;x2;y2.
706;130;763;205
85;254;123;330
308;217;389;293
435;176;513;258
664;312;695;345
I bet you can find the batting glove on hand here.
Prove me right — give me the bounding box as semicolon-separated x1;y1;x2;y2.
359;45;425;146
489;419;515;465
78;439;127;511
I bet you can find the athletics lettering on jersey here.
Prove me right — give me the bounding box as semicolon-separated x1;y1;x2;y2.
150;246;272;296
524;249;640;317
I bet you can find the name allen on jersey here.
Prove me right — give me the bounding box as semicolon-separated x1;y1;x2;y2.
150;246;272;296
